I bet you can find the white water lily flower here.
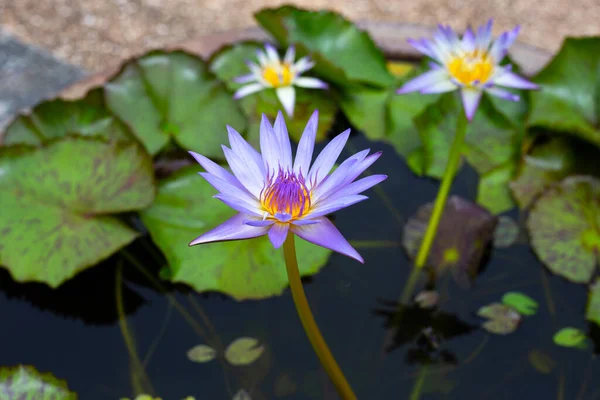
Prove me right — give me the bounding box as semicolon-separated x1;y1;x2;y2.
397;20;539;120
233;43;328;117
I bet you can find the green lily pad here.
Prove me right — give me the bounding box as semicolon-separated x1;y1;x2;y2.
104;50;246;156
553;327;587;348
187;344;217;363
586;278;600;327
493;216;520;248
528;349;557;374
255;6;393;88
208;41;337;146
139;166;331;300
477;302;522;335
2;89;132;146
0;136;155;287
502;292;539;316
403;196;498;287
0;365;77;399
527;175;600;283
225;337;265;366
412;93;521;214
529;38;600;147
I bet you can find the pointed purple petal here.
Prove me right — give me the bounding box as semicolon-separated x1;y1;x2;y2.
227;125;266;179
311;149;369;202
419;79;457;94
259;114;281;174
293;109;318;176
294;77;328;89
292;219;321;226
485;87;520;102
188;151;242;189
462;27;476;51
493;70;539;90
200;172;258;205
327;174;388;200
233;73;256;84
284;45;296;64
222;146;263;197
190;214;269;245
264;43;280;63
291;217;363;263
407;38;436;59
245;219;275;227
233;83;264;99
307;129;351;187
274;111;293;170
308;195;368;219
461;88;483;121
396;69;449;94
214;193;263;217
320;151;383;201
268;223;289;248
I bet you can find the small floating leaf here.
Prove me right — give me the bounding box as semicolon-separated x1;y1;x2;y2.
225;337;265;366
493;216;520;248
553;327;587;348
0;365;77;399
527;176;600;283
477;303;521;335
187;344;217;363
502;292;539;316
415;290;440;309
403;196;497;287
586;278;600;327
232;389;252;400
528;349;557;374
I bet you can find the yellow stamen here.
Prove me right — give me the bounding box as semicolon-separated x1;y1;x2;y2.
447;51;493;86
262;63;294;88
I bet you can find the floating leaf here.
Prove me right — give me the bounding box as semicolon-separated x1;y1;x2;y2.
0;365;77;399
502;292;539;316
0;136;154;287
415;290;439;309
232;389;252;400
403;196;497;287
255;6;393;87
553;327;587;348
527;176;600;283
225;337;265;366
140;167;331;300
477;303;522;335
2;89;131;146
412;93;520;214
209;41;336;146
586;278;600;327
105;50;246;156
339;86;390;140
529;38;600;147
187;344;217;363
528;349;557;374
493;216;520;248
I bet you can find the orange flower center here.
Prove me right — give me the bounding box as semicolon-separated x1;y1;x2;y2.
262;63;294;88
260;170;311;219
447;50;494;86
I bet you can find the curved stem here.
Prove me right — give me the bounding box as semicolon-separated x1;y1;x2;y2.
283;234;357;400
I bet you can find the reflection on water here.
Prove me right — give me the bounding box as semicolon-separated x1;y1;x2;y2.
0;131;599;399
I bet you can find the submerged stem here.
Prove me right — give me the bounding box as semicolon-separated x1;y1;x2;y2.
282;234;357;400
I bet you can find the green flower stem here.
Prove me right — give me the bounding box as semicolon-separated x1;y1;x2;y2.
283;234;357;400
400;111;468;304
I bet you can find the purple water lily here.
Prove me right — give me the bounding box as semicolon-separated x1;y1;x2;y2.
233;44;328;117
397;19;539;120
188;110;386;263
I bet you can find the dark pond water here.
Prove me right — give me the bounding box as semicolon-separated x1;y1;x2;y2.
1;126;599;400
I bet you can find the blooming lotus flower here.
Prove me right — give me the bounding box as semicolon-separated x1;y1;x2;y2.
233;44;328;117
188;110;386;263
397;20;539;120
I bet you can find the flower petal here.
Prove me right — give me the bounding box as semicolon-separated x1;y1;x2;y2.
265;43;281;64
189;213;269;245
476;19;493;50
293;109;318;176
256;49;269;66
311;149;369;202
259;114;281;174
200;172;259;205
233;83;265;99
293;56;315;74
227;125;266;178
419;79;457;94
274;111;293;170
461;88;483;121
485;87;520;102
291;217;363;263
307;129;351;187
268;223;289;248
461;27;476;52
233;73;256;84
396;69;450;94
276;86;296;117
222;146;263;196
407;38;437;59
490;25;520;61
493;70;539;90
284;45;296;65
294;77;328;89
188;151;242;189
328;174;388;199
308;195;368;219
245;219;275;227
214;193;263;217
292;219;320;226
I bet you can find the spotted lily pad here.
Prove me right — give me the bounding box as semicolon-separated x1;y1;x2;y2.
553;327;587;348
255;6;393;87
528;349;557;374
411;93;520;214
225;337;265;366
0;136;155;287
586;278;600;328
529;38;600;147
403;196;498;287
105;50;246;156
0;365;77;399
208;42;337;147
493;216;520;248
527;176;600;283
477;303;522;335
502;292;539;316
187;344;217;363
2;89;132;146
139;167;331;300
